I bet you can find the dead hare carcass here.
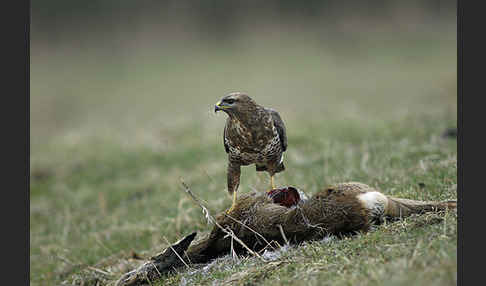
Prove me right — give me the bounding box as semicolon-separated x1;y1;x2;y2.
116;182;456;286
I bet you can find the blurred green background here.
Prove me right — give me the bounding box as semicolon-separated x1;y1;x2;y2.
30;1;457;285
31;0;456;151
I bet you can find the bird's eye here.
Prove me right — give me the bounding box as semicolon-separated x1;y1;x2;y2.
226;99;235;104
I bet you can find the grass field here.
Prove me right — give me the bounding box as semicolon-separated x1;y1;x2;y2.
30;27;457;285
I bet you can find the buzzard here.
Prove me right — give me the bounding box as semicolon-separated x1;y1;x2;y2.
214;92;288;213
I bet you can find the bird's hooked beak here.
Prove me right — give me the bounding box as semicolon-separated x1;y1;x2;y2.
214;100;229;113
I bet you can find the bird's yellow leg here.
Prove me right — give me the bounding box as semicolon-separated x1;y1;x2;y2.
270;175;276;190
226;191;238;214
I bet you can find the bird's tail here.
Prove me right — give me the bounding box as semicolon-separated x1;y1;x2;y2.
275;162;285;173
256;162;285;173
385;197;457;218
256;164;267;172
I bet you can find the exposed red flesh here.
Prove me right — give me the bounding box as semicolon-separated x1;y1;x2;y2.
267;186;300;208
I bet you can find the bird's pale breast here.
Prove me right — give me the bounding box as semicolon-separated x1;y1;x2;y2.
226;129;282;165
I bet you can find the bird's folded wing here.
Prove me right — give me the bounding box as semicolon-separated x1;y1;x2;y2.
269;109;287;151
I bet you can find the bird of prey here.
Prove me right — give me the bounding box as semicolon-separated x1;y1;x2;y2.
214;92;288;213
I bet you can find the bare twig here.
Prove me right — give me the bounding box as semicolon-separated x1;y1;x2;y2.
277;224;289;246
230;235;239;261
55;254;78;266
150;261;163;278
298;209;323;231
144;272;153;286
162;236;190;269
183;251;193;266
86;266;112;276
202;169;215;184
224;213;274;250
258;240;282;254
179;178;265;261
220;224;263;260
180;178;214;224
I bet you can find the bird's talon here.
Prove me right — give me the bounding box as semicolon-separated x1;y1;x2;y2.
226;205;235;214
226;191;238;214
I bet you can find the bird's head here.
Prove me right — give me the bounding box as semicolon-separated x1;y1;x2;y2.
214;92;257;116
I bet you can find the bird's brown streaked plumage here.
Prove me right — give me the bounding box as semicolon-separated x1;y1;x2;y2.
215;92;288;213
